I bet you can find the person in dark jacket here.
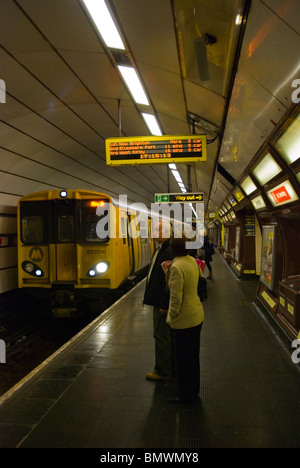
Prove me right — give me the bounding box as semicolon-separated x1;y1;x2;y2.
143;220;175;381
203;234;213;279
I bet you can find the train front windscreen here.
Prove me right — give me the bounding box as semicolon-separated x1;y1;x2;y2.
20;198;111;245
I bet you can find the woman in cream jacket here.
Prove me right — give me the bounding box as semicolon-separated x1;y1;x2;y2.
167;235;204;403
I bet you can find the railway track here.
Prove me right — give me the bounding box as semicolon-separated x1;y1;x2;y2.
0;288;125;397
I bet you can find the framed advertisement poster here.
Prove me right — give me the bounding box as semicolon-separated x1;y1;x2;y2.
260;225;277;290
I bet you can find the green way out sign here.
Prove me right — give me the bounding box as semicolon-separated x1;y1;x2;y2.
155;193;204;203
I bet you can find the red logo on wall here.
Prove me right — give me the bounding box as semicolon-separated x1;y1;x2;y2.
270;186;291;204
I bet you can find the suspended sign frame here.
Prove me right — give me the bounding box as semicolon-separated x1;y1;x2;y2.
106;135;207;166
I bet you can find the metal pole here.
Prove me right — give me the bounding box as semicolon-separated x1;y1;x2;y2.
118;99;121;136
187;164;192;192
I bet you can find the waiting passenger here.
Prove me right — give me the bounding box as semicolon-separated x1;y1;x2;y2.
167;234;204;403
143;220;175;382
202;233;214;279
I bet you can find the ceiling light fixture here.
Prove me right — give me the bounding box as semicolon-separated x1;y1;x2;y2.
171;169;183;184
82;0;125;50
118;66;149;105
141;113;162;136
82;0;162;137
168;163;186;192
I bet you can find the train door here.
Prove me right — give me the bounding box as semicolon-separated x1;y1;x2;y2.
127;214;134;275
52;199;77;282
128;213;141;273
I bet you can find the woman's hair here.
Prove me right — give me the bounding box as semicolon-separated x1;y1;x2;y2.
170;233;188;256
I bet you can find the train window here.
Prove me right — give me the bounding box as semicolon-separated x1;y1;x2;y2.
84;214;105;241
22;216;44;243
20;201;49;244
57;215;74;243
81;200;110;243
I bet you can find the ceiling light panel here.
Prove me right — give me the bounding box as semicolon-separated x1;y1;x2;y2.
141;113;162;136
118;66;149;105
82;0;125;50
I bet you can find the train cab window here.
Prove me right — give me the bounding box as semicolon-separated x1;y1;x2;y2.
21;216;44;244
81;199;110;243
57;215;74;243
20;201;49;244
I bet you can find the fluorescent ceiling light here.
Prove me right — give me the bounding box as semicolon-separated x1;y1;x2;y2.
168;164;177;170
82;0;125;50
171;170;183;183
118;66;149;105
141;113;162;136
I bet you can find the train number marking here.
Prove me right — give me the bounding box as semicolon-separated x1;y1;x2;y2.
87;249;106;254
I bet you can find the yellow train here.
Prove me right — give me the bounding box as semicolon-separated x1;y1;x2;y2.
17;189;154;317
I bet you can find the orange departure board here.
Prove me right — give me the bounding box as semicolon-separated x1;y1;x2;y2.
105;135;207;166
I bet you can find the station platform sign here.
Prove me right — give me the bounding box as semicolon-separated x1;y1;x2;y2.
155;193;204;203
106;135;207;166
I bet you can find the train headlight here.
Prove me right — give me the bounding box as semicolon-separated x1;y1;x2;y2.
25;262;34;273
22;261;44;277
96;262;109;273
87;261;110;277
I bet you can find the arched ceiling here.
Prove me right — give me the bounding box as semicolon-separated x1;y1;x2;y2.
0;0;299;212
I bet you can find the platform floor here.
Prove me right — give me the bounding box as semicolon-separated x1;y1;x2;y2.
1;252;300;448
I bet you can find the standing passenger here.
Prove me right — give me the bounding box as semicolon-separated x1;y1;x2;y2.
167;234;204;403
203;233;213;279
143;220;175;381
